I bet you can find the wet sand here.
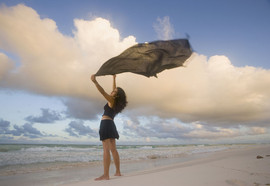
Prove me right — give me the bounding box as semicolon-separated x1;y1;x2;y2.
64;145;270;186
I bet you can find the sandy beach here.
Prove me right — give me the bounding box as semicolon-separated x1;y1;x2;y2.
64;145;270;186
0;144;269;186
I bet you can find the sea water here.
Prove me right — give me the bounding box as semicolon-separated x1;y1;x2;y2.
0;144;245;185
0;144;230;170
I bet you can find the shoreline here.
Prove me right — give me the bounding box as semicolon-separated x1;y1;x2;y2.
0;143;235;176
0;148;205;185
64;144;270;186
0;144;269;186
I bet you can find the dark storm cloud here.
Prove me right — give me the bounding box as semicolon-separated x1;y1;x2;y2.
9;123;44;138
65;120;98;138
123;117;193;140
0;118;11;134
122;116;267;141
25;108;62;124
0;118;56;139
63;98;103;120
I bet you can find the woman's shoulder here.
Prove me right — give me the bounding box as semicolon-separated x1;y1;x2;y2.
107;102;114;109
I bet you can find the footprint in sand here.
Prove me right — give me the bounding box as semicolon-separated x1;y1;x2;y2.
226;179;247;186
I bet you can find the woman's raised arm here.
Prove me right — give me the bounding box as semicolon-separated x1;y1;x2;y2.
91;74;114;103
112;75;116;90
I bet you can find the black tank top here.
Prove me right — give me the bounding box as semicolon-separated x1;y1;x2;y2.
103;103;116;119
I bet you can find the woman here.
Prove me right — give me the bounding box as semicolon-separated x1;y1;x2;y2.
91;74;127;181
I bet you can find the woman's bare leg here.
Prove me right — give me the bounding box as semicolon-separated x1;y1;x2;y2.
109;139;122;176
95;139;111;180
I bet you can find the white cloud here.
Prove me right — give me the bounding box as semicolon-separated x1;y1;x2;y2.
0;4;270;142
184;127;240;139
122;54;270;127
153;16;175;40
251;127;266;134
0;4;136;97
122;118;268;141
0;53;14;81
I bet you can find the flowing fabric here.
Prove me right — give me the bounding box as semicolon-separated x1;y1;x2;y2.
95;39;192;77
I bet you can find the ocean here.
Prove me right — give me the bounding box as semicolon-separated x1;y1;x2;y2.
0;144;230;172
0;143;249;185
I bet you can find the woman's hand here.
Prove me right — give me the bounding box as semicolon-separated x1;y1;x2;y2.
91;74;97;83
112;74;116;89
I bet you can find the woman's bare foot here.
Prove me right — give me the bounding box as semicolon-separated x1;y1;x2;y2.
95;175;109;181
114;172;122;176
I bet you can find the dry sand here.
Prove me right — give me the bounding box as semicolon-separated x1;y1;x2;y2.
64;145;270;186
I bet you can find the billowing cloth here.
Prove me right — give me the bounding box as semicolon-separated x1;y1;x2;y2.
95;39;192;77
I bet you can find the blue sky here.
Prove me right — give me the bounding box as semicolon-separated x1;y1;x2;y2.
0;0;270;144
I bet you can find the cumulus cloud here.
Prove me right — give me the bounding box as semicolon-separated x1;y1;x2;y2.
12;123;43;138
4;122;44;139
123;117;192;140
0;4;270;142
0;53;14;81
0;4;136;97
153;16;175;40
65;120;98;138
123;117;267;141
25;108;63;123
248;127;266;135
121;54;270;128
0;118;11;134
64;98;103;120
0;118;57;139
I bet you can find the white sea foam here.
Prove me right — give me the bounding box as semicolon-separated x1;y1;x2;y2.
0;144;233;167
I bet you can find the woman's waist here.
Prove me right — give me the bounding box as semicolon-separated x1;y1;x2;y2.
102;115;113;120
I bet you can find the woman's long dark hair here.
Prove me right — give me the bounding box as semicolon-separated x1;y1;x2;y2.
113;87;127;114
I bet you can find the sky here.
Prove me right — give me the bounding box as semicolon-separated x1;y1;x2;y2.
0;0;270;145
